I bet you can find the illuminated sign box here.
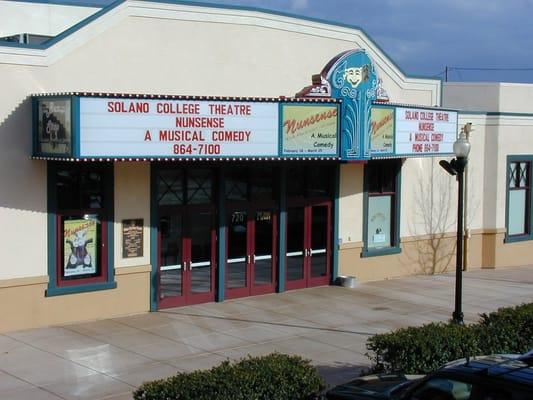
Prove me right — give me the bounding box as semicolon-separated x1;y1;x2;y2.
370;106;395;155
369;105;458;157
80;98;279;158
33;97;73;158
32;94;340;160
281;103;339;157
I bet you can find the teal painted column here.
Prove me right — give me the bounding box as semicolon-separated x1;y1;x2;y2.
277;165;287;293
149;164;158;311
332;163;340;282
217;168;226;302
46;163;57;296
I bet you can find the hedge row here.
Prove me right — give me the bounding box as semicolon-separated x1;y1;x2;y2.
133;353;325;400
365;303;533;374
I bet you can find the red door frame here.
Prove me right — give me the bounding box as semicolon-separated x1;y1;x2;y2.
225;202;278;300
307;201;332;287
285;199;332;291
157;205;216;309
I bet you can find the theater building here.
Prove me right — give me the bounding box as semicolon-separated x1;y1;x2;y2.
1;0;532;332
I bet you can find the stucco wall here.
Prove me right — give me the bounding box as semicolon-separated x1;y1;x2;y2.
338;163;364;245
0;67;47;280
114;162;151;269
444;82;533;114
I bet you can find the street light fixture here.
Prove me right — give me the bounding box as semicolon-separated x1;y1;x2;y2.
439;123;472;325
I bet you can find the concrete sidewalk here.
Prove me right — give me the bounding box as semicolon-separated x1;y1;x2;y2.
1;266;532;399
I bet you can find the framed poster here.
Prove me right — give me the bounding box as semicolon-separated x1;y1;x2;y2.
281;104;338;156
36;98;72;156
63;217;98;277
122;219;144;258
370;107;394;154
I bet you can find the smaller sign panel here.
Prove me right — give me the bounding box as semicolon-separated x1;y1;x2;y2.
37;98;72;156
122;219;144;258
395;107;457;156
370;107;394;154
63;217;97;277
281;104;338;156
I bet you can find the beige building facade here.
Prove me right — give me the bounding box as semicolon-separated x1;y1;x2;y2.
0;0;531;333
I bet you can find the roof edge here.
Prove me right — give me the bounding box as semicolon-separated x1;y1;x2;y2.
5;0;104;8
1;0;441;84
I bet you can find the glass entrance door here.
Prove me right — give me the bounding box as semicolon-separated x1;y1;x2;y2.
159;213;184;300
286;207;306;284
226;209;249;294
226;207;277;299
189;209;215;297
251;209;277;295
158;208;215;308
308;204;330;286
286;202;331;290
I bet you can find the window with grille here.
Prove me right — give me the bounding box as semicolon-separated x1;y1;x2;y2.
506;158;532;241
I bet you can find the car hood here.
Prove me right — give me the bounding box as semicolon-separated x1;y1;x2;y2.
325;374;424;399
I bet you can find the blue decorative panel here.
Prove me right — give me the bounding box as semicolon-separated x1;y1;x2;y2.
325;50;380;160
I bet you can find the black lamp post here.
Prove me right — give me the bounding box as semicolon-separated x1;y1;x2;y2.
439;123;471;325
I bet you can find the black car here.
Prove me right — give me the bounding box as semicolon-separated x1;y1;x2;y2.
323;373;423;399
324;352;533;400
400;352;533;400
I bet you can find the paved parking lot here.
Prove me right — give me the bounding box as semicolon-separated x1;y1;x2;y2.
1;266;532;399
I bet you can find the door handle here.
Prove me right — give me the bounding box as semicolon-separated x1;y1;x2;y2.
252;254;255;264
247;255;251;264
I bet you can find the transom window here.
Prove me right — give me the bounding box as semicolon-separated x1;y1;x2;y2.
286;165;335;199
157;168;213;206
225;165;275;202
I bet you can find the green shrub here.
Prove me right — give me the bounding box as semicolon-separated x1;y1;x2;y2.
365;303;533;374
477;303;533;354
366;322;480;374
133;353;325;400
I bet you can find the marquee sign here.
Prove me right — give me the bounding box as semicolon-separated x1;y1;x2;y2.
32;90;457;161
80;98;279;158
395;106;457;156
368;105;458;157
32;94;340;160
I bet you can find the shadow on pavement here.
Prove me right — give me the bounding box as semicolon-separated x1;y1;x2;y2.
159;310;375;336
315;362;371;387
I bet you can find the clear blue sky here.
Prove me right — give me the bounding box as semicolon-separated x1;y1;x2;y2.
55;0;533;82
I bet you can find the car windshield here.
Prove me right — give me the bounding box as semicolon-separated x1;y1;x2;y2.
390;380;419;399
